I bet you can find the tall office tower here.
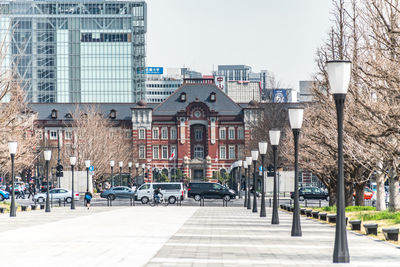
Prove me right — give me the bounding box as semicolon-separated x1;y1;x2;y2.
216;65;251;81
0;0;146;103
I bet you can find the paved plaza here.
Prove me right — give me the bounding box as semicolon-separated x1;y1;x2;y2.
1;204;399;266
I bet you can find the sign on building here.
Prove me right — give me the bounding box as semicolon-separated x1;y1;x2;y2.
145;67;163;75
272;89;288;103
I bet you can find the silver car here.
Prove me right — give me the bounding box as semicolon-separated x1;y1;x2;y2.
34;188;79;203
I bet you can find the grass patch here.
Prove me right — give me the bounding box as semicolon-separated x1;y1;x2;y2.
346;206;375;212
357;210;400;223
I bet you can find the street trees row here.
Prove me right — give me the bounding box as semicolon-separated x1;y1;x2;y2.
251;0;400;210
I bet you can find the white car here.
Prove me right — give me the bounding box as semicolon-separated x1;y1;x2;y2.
34;188;79;203
135;183;184;204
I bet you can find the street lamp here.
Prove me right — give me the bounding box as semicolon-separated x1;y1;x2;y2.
44;150;52;213
243;160;248;207
237;160;243;198
128;162;132;187
258;142;268;217
119;161;123;186
70;156;77;210
327;60;351;263
135;162;139;185
246;156;252;210
85;160;90;192
270;130;281;224
8;141;17;217
110;160;115;187
251;150;259;213
288;107;304;237
146;165;151;182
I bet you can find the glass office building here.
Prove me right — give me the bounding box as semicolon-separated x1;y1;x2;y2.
0;0;146;103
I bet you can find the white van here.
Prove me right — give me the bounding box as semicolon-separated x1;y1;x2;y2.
135;183;184;204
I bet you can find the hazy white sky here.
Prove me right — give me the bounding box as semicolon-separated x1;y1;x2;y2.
146;0;333;90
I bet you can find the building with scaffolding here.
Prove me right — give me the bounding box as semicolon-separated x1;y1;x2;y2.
0;0;146;103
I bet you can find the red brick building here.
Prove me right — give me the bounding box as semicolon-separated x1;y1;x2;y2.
132;80;260;182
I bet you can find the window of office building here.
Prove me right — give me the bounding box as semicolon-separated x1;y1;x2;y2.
170;127;177;139
229;145;235;159
228;127;235;140
139;145;145;159
219;146;226;159
219;128;226;139
194;145;204;159
153;146;159;159
65;131;72;140
139;128;145;139
238;127;244;139
195;128;203;141
152;128;159;139
161;127;168;139
162;146;168;159
50;130;57;140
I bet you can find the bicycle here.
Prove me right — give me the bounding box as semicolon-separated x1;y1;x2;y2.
149;194;169;207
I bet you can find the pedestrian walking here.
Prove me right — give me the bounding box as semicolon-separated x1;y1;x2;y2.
84;191;93;210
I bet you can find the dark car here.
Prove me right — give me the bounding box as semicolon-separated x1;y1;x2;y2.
290;187;328;201
188;182;236;201
100;186;135;200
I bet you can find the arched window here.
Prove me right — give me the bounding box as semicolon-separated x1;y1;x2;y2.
194;145;204;159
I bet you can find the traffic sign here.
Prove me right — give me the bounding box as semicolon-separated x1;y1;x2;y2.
89;165;94;171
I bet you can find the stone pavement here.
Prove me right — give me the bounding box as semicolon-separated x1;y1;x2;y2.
146;207;400;267
0;205;400;266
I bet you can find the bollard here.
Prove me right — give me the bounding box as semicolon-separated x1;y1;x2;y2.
222;198;228;207
64;198;66;207
107;198;110;207
200;196;205;207
269;198;272;207
319;199;321;208
290;199;292;206
305;199;308;207
59;199;62;207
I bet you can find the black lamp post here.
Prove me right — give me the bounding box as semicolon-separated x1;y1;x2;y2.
243;160;248;207
251;150;259;213
258;142;268;217
246;157;252;210
70;156;76;210
119;161;123;186
44;150;52;213
288;107;304;236
141;163;145;182
270;130;281;224
327;60;352;263
128;162;132;186
135;163;139;185
85;160;90;192
8;141;17;217
110;160;115;187
237;160;242;198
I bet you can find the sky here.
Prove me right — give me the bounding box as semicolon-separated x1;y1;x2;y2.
145;0;333;91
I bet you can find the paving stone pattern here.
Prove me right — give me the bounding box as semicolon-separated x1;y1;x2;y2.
147;207;400;267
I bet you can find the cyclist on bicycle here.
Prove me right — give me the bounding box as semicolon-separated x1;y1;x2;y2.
154;187;163;203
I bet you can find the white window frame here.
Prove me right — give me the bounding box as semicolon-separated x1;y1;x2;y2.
228;127;235;140
238;127;244;140
139;145;146;159
161;145;168;159
139;128;145;139
50;130;58;140
194;128;203;141
228;145;236;159
219;146;226;160
64;131;72;140
161;127;168;140
170;127;177;140
194;145;204;159
152;128;159;139
170;145;177;158
238;145;244;159
153;146;159;159
219;128;226;140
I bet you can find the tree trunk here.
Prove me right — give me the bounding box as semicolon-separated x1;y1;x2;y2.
344;180;354;207
389;176;400;211
376;172;386;211
328;179;336;206
354;182;366;206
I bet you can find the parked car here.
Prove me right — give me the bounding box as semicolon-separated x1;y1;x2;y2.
33;188;79;203
0;189;9;201
101;186;135;201
290;187;329;201
134;183;184;204
187;182;236;201
353;187;374;200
